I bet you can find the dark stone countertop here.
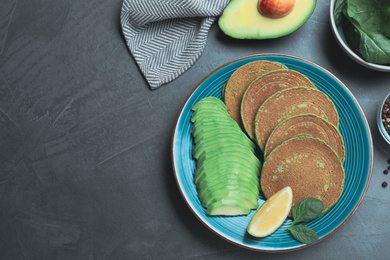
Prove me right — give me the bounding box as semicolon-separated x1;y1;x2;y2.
1;0;389;259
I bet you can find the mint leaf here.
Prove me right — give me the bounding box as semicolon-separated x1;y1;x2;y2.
287;225;319;244
292;198;324;224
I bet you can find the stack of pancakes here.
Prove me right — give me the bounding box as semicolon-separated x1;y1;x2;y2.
222;60;345;215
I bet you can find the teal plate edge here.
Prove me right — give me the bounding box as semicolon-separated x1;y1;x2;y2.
171;53;373;252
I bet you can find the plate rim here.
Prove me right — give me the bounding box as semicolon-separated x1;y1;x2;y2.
170;53;373;252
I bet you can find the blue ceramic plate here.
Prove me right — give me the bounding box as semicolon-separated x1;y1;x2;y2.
171;54;373;252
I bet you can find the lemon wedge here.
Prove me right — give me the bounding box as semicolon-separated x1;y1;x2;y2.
247;186;293;237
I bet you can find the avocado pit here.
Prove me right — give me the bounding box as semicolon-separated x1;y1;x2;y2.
258;0;296;18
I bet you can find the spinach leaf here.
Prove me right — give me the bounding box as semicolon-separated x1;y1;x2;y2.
347;0;390;37
348;15;390;64
359;31;390;64
337;0;390;64
292;198;324;224
334;0;346;26
287;225;319;245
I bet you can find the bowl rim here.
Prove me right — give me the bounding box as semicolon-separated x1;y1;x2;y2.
329;0;390;72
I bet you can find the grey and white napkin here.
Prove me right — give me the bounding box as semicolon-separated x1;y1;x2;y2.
120;0;230;89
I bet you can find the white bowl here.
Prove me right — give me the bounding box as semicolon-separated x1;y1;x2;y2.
329;0;390;72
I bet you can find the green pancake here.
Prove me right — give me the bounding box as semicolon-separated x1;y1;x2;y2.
223;60;286;129
264;113;345;162
241;69;316;140
261;135;345;217
255;86;339;151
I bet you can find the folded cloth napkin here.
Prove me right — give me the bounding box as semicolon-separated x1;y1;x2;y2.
120;0;230;89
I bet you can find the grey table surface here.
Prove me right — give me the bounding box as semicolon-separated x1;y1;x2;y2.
1;0;390;259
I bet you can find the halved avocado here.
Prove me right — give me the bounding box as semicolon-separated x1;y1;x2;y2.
218;0;316;39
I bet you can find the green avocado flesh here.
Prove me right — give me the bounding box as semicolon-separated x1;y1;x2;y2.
206;199;251;216
194;156;261;182
197;168;260;191
198;180;259;202
196;150;260;168
192;136;255;158
193;131;255;148
218;0;316;39
192;128;248;143
202;190;259;209
191;97;261;216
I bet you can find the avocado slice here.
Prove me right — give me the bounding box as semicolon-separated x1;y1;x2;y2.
191;109;229;123
191;118;241;134
193;141;254;160
206;198;251;216
202;189;259;209
195;163;259;187
194;156;261;181
191;97;226;111
197;170;260;193
198;180;259;202
200;185;259;203
194;132;256;150
192;127;248;143
218;0;316;39
191;103;228;114
196;149;261;169
191;115;240;128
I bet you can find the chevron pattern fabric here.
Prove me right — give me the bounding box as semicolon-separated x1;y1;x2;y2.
120;0;230;89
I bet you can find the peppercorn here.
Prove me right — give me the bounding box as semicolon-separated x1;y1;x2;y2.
388;165;390;170
384;170;389;175
387;159;390;164
382;182;388;188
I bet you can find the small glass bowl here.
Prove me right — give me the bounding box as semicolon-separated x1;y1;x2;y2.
377;93;390;146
